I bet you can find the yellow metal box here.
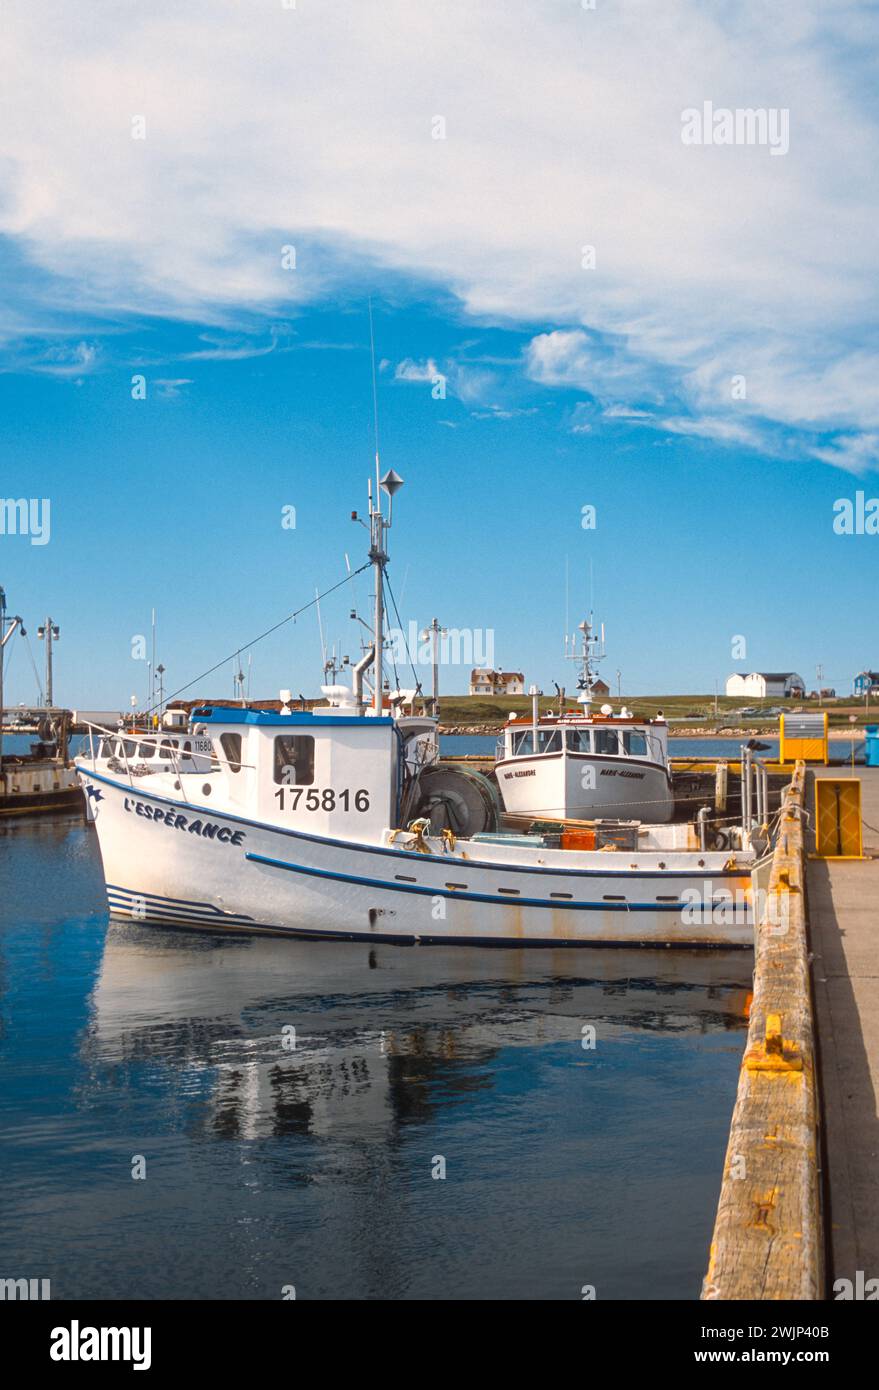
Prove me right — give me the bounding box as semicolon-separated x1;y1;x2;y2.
779;713;828;765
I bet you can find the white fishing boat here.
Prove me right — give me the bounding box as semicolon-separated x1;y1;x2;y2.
494;618;674;824
76;473;765;948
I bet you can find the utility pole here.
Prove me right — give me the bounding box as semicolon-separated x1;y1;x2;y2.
616;668;622;699
816;663;824;707
420;617;447;718
37;617;60;707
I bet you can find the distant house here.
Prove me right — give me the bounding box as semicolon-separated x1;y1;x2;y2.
854;671;879;695
726;672;805;699
469;668;525;696
591;678;610;696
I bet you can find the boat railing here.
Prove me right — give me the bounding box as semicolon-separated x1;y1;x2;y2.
77;719;256;795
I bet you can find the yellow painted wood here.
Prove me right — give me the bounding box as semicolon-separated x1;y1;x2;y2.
814;778;863;859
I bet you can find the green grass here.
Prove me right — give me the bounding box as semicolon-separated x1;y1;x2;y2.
435;693;876;728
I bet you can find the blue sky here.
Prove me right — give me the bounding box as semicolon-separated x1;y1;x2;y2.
1;1;877;707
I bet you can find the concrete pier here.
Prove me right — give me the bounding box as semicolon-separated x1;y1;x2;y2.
807;767;879;1292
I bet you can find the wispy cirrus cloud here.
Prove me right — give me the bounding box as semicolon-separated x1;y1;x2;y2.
153;377;192;399
180;329;291;362
0;337;101;378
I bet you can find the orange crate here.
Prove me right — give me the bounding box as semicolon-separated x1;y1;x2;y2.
561;829;596;851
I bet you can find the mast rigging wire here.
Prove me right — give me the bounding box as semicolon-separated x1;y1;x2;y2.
143;561;371;717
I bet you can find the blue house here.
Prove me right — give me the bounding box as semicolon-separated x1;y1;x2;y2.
853;670;879;695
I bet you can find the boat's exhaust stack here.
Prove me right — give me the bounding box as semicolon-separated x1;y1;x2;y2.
353;645;375;714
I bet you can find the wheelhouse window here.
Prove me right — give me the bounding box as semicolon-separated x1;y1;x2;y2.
220;732;243;774
537;729;562;754
274;734;314;785
159;739;175;763
593;729;620;755
138;743;154;759
566;729;592;754
623;730;648;757
510;729;534;756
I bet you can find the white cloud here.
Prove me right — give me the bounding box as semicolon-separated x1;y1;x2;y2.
394;356;498;407
658;415;769;450
154;377;192;399
3;339;101;377
395;358;440;384
181;331;287;362
809;433;879;474
0;0;877;463
526;329;666;404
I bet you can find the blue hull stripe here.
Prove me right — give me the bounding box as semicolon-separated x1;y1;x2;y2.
106;884;256;926
244;850;750;917
79;765;745;881
103;884;749;949
107;881;255;918
107;900;256;928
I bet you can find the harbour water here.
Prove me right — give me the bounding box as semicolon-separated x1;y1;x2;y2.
0;813;752;1300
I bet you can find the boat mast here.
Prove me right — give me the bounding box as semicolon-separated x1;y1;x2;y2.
567;615;606;714
367;469;403;715
0;587;27;768
37;616;60;708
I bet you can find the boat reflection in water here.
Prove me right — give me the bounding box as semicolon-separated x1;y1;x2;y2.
79;924;752;1299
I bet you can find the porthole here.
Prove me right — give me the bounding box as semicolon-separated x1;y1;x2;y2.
202;783;212;796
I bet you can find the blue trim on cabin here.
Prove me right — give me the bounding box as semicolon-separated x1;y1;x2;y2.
77;764;746;880
191;706;395;728
244;850;734;915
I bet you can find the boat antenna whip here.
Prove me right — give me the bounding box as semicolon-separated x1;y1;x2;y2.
364;297;404;716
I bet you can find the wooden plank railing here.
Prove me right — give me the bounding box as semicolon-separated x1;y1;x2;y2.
702;763;822;1300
